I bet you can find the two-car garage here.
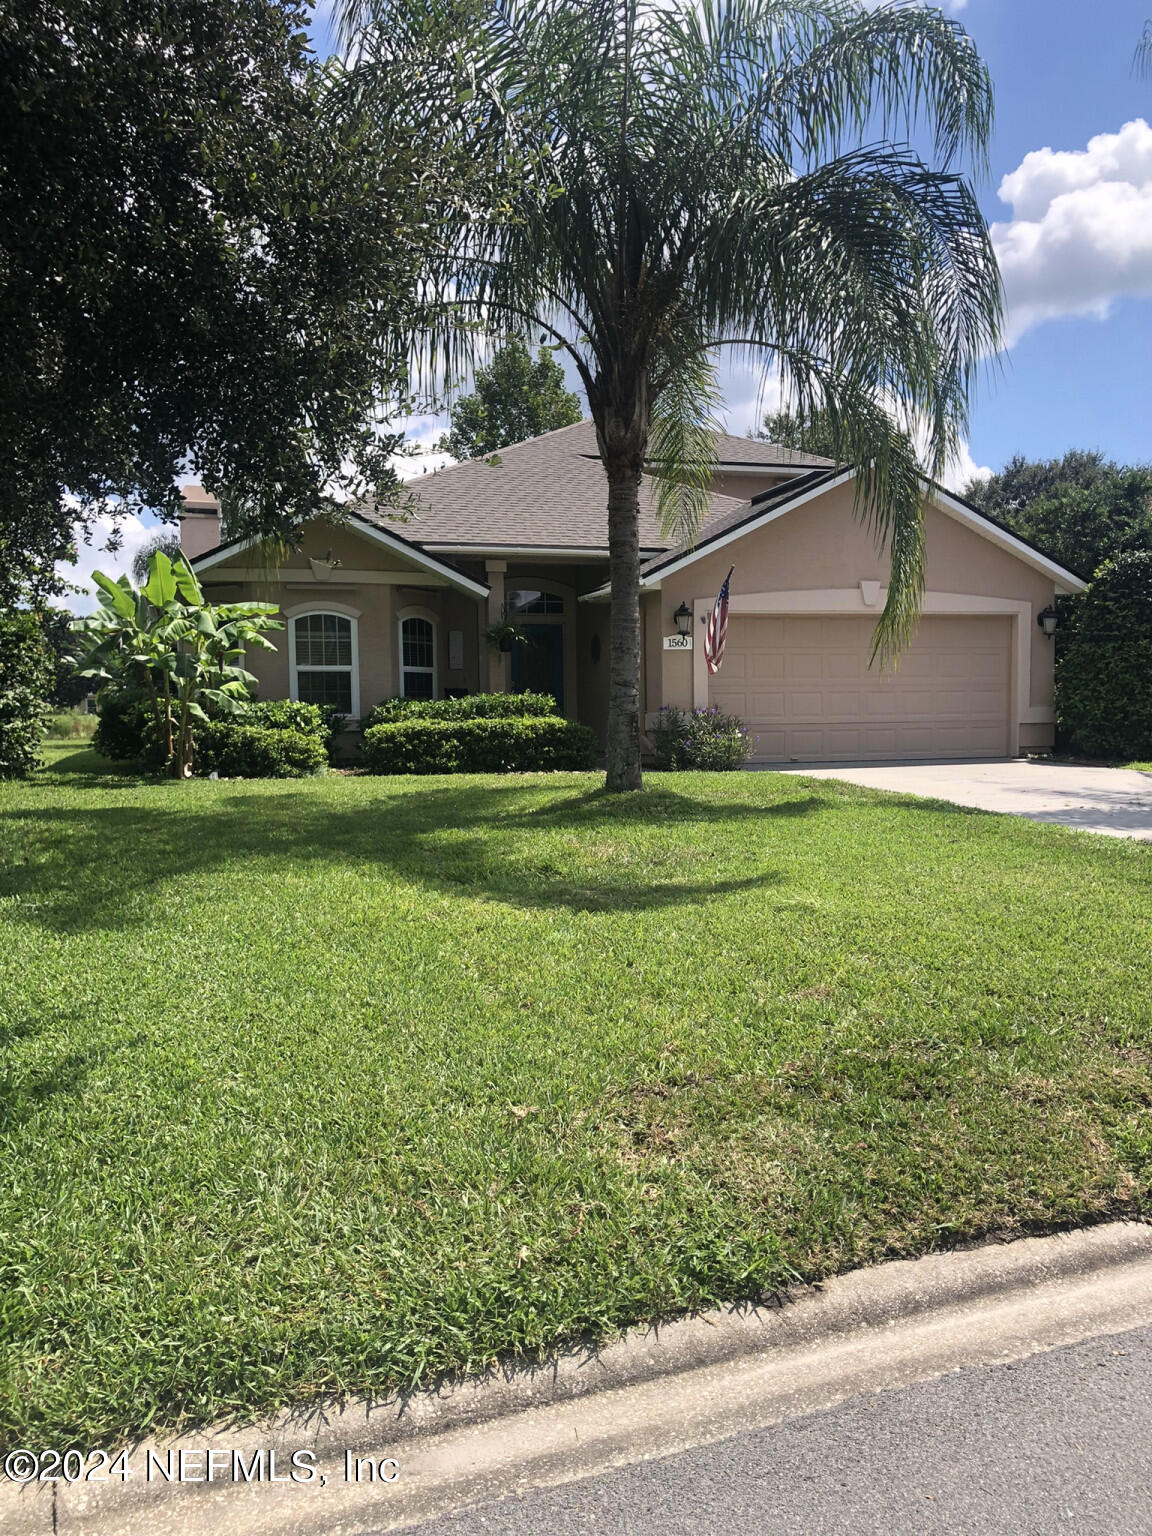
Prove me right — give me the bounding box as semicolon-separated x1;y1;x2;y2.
644;471;1088;762
708;614;1013;763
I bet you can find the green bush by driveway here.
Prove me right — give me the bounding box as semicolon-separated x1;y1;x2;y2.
1;758;1150;1446
1058;550;1152;759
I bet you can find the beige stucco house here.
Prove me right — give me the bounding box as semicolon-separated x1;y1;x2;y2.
182;421;1087;762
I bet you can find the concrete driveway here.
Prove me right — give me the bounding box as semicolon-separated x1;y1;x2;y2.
773;759;1152;840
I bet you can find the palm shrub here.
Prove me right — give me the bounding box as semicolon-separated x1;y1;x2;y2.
0;611;53;778
650;705;753;770
73;551;281;777
1057;551;1152;760
339;0;1002;790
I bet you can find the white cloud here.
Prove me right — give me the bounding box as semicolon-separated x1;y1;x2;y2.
992;118;1152;345
55;511;162;615
386;411;456;477
941;439;991;494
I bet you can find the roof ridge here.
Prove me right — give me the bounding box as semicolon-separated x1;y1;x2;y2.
429;419;596;472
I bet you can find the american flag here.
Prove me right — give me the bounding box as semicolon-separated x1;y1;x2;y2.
703;566;734;674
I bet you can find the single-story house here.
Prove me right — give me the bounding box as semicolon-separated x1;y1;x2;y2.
181;420;1087;762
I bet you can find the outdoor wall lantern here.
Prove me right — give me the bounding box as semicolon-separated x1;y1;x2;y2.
1036;605;1059;639
673;602;693;637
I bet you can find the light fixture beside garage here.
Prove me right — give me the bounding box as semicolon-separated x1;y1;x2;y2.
673;602;693;637
1036;605;1059;638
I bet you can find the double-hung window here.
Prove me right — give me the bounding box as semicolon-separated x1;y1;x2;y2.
399;615;436;699
291;612;358;717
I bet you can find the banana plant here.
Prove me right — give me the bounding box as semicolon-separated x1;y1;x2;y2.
71;550;281;777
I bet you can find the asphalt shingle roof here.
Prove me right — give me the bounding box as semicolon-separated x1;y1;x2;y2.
359;420;824;553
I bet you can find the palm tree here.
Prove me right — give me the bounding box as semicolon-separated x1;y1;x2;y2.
339;0;1002;791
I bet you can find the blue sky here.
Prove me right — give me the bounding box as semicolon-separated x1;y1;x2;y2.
66;0;1152;601
958;0;1152;474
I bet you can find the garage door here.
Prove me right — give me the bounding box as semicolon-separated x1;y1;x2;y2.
710;615;1012;762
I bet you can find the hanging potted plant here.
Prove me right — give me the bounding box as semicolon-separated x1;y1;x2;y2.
308;549;343;581
485;619;534;653
484;603;536;653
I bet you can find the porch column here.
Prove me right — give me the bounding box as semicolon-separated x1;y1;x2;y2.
485;559;507;693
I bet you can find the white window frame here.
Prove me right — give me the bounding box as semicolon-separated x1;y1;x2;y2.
397;608;438;701
287;606;361;720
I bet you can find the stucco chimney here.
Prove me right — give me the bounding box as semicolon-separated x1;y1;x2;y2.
178;484;222;559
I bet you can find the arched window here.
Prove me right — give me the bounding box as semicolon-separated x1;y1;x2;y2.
399;613;437;699
506;588;564;615
289;611;359;717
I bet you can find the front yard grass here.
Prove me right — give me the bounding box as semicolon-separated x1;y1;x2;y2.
2;749;1151;1444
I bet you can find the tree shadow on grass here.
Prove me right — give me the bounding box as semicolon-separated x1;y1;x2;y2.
32;746;156;787
0;781;831;934
0;1008;104;1133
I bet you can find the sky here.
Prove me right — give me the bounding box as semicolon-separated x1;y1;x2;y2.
63;0;1152;602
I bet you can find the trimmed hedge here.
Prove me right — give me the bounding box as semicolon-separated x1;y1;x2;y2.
362;716;597;774
0;611;52;779
363;692;558;730
1057;550;1152;760
195;722;328;779
246;700;344;741
93;696;337;773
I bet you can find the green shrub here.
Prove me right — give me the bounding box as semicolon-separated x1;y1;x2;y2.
194;722;328;779
0;611;53;778
93;690;164;766
362;716;597;774
649;705;753;770
246;700;344;741
363;692;558;729
1057;551;1152;760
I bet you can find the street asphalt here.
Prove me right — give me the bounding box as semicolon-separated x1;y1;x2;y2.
404;1323;1152;1536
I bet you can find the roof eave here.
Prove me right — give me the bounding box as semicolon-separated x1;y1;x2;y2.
191;512;490;599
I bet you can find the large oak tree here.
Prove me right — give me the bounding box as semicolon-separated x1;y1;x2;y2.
0;0;453;604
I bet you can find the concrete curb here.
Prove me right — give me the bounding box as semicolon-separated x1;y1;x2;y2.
6;1221;1152;1535
272;1218;1152;1455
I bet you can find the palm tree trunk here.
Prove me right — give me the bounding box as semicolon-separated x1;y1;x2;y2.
604;456;644;792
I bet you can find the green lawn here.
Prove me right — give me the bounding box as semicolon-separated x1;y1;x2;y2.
3;746;1151;1445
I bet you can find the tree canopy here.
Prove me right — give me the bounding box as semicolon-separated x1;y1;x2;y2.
437;340;582;460
964;452;1152;577
342;0;1002;789
752;408;843;461
0;0;452;605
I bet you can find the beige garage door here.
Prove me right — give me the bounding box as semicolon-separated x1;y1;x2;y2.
710;615;1012;762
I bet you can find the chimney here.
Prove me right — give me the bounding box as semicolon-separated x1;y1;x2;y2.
178;484;222;559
